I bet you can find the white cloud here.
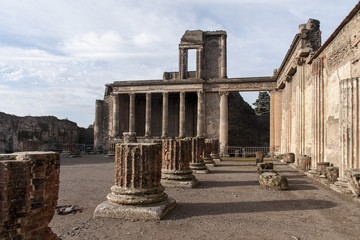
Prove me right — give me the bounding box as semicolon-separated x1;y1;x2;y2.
0;0;358;127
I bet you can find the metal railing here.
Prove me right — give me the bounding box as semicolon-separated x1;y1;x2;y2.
225;146;270;158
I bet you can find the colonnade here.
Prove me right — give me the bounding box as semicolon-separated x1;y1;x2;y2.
111;91;229;155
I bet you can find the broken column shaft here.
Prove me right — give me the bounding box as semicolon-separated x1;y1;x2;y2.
187;137;209;173
161;138;198;188
203;138;216;167
94;143;176;221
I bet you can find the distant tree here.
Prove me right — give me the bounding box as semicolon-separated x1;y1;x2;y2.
253;91;270;115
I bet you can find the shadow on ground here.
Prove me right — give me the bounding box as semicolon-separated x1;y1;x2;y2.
168;199;337;219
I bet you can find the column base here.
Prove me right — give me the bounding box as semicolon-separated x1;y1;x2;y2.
203;157;216;167
161;178;198;188
93;197;176;221
190;163;209;174
210;154;221;162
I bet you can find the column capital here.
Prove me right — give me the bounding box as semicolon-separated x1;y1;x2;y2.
146;92;151;97
128;92;135;97
219;91;229;96
180;91;186;97
197;90;204;96
162;92;168;97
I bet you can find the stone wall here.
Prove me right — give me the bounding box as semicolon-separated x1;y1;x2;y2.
228;92;269;146
0;112;93;153
0;152;60;239
273;2;360;177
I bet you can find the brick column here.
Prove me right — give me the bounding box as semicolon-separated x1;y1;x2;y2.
209;138;220;162
94;143;176;221
187;137;209;173
161;138;198;188
203;138;216;166
197;91;204;137
162;92;169;137
145;93;152;137
219;91;229;156
0;152;60;240
179;91;186;138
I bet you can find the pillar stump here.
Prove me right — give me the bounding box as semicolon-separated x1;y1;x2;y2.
203;139;216;167
298;155;311;171
94;143;176;221
161;138;198;188
187;137;209;174
0;152;60;240
255;151;265;165
209;139;221;162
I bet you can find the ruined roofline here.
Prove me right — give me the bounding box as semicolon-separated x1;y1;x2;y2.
275;18;320;82
309;1;360;63
108;76;273;87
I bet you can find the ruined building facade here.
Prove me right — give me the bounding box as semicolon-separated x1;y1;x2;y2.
94;30;275;155
270;2;360;178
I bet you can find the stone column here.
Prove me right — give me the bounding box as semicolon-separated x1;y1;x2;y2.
196;47;203;79
179;91;186;138
219;91;229;156
94;143;176;221
187;137;209;173
203;138;215;166
179;48;188;79
220;34;227;79
162;92;169;138
94;99;104;151
145;93;152;137
197;91;204;137
112;94;119;138
161;138;198;188
128;93;135;133
209;138;221;162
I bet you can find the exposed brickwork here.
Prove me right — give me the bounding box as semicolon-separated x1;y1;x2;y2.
186;137;208;172
203;139;215;165
107;143;167;205
0;152;60;240
162;138;191;171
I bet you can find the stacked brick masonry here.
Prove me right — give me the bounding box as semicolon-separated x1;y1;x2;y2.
0;152;60;240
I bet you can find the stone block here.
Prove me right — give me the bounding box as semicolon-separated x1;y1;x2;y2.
317;162;330;175
259;172;288;190
345;169;360;196
283;153;295;163
298;155;311;171
257;162;274;175
326;167;339;183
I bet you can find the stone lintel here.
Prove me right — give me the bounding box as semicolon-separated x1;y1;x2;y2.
93;198;176;221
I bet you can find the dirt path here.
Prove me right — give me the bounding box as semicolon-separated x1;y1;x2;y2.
49;155;360;240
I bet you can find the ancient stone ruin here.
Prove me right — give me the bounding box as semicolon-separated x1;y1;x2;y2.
0;152;60;240
94;143;176;221
161;138;198;188
94;30;274;156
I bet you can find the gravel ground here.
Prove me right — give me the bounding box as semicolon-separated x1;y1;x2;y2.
49;155;360;240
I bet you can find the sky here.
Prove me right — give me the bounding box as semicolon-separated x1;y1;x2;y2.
0;0;358;128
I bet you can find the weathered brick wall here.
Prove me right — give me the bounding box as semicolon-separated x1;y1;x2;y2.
0;152;60;240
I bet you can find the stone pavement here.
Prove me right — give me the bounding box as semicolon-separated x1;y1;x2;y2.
50;155;360;240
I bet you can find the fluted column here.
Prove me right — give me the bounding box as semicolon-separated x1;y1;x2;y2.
197;91;204;137
179;91;186;138
187;137;209;173
219;91;229;156
162;92;169;137
145;93;152;137
128;93;135;132
112;94;119;137
161;138;198;188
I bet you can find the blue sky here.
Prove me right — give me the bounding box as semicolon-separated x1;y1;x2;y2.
0;0;358;127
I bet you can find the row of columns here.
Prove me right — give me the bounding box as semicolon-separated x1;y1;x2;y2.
112;91;229;155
